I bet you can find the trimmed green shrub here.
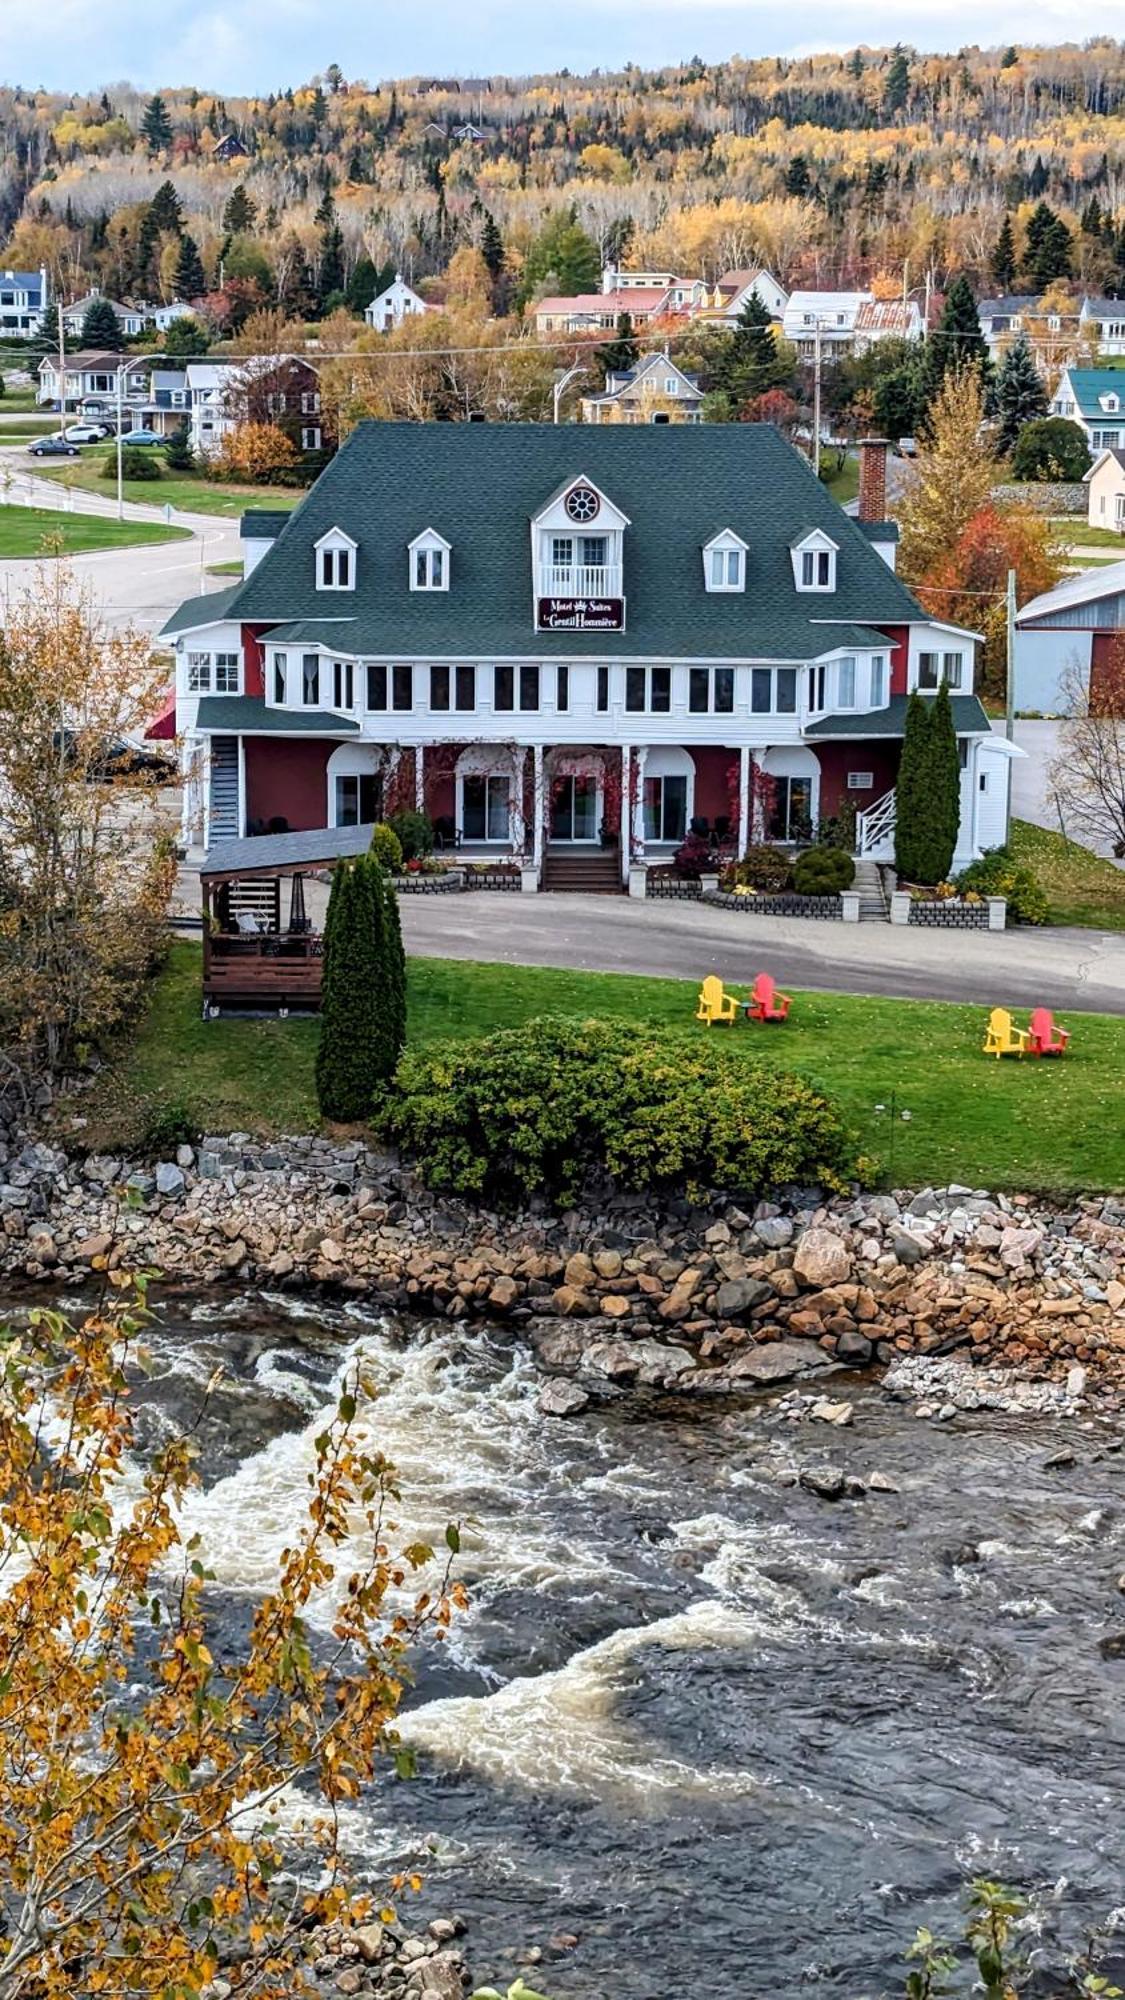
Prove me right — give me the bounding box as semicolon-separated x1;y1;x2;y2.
956;849;1048;924
793;846;854;894
724;844;794;892
379;1016;860;1205
315;854;404;1121
387;809;434;862
102;446;162;482
895;686;959;885
370;821;403;872
1010;415;1091;482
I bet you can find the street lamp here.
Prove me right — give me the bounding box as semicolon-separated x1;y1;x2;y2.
552;359;586;425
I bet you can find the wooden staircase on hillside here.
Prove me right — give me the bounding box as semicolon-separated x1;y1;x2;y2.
541;848;624;894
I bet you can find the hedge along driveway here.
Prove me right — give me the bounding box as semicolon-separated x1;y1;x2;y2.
77;944;1125;1195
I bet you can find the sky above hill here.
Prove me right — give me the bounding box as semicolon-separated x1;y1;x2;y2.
3;0;1083;93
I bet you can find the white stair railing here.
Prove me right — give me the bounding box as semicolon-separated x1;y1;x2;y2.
855;787;896;858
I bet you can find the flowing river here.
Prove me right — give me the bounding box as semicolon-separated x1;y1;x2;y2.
86;1289;1125;1995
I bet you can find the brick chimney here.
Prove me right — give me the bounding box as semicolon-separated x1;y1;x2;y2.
857;437;890;524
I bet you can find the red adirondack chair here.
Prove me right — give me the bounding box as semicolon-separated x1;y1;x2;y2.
1027;1007;1069;1057
747;972;792;1023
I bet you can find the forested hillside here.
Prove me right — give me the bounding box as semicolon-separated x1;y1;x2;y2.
3;41;1125;307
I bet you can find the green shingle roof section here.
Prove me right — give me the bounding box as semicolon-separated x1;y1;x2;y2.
209;422;928;663
194;696;359;734
240;509;294;541
805;694;991;738
160;585;239;636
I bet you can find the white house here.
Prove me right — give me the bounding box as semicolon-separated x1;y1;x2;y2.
363;274;433;332
709;268;789;322
1083;447;1125;534
1050;367;1125;451
1078;297;1125;359
1015;559;1125;713
0;266;49;337
600;266;709;311
61;293;149;340
782;292;872;360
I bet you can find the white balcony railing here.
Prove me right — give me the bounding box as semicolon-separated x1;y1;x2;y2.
539;564;622;599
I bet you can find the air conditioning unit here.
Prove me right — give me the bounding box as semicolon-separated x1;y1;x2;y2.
847;771;874;790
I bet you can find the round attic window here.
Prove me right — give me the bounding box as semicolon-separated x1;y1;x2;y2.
565;484;600;523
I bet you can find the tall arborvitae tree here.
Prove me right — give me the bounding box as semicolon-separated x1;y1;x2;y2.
894;692;935;884
991;215;1017;291
376;863;407;1070
930;679;962;881
222;183;257;234
596;311;640;377
141;94;173;154
315;857;386;1122
994;331;1048;452
174;232;205;299
80;296;123;351
882;44;911;115
919;276;989;419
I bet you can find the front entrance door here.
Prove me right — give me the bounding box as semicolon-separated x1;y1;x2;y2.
643;773;687;844
551;774;599;842
462;772;511;843
768;775;813;842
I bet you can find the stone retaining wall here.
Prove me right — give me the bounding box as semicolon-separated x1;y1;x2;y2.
704;890;843;920
4;1137;1122;1404
907;899;990;929
992;479;1086;515
647;873;702;900
393;870;464;894
462;867;523;892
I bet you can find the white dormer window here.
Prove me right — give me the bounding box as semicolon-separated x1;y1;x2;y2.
703;529;748;593
409;528;451;592
1100;392;1120;414
315;526;357;592
791;529;838;593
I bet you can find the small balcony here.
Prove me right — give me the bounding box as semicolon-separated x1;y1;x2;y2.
539;563;623;599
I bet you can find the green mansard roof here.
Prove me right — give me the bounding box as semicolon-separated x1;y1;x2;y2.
171;422;931;662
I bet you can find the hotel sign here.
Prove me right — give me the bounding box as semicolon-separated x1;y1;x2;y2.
537;596;625;632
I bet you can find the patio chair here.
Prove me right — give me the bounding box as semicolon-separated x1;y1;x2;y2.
747;973;791;1024
1027;1007;1069;1057
982;1007;1028;1059
695;975;739;1026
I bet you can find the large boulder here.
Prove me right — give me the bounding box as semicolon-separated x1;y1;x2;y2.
724;1339;829;1385
793;1227;852;1288
714;1276;773;1320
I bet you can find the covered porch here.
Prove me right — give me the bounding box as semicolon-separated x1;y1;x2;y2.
200;823;379;1012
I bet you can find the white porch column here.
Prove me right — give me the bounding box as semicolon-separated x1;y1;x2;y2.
414;745;425;813
509;745;527;855
738;745;751;857
632;745;649;857
532;743;545;873
620;744;631;883
750;746;768;843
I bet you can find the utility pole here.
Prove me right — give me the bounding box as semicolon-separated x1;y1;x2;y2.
1005;567;1016;740
116;361;125;520
812;318;822;475
56;302;66;438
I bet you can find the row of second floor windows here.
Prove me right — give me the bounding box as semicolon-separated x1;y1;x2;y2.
268;652;901;718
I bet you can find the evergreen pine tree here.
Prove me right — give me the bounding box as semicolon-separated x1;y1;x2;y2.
846;49;864;79
479;210;507;311
222;183;257;234
80;296;123;351
163;423;194;469
894;687;961;885
315;858;386;1122
919;275;989;417
141;94;173;154
596;311;640;377
929;680;962;882
714;291;785;409
882;45;911;116
894;691;934;884
1023;200;1072;286
990;215;1017;291
1001;45;1018;67
376;865;407;1072
784;154;811;197
345;254;379;313
174;233;206;299
994;331;1048;452
148;180;184;236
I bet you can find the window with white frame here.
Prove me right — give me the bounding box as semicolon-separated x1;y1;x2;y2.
750;666;798;715
837;655;856;707
919;650;963;691
410;530;451;592
792;533;837;592
213;651;239;693
186;651;211;692
625;665;671;713
703;531;747;593
870;654;887;706
332;660;355;709
847;770;874;790
315;528;357;592
302;654;320;706
689;666;734;713
272;651;287;704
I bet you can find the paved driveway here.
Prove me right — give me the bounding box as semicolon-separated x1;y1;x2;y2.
399;891;1125;1015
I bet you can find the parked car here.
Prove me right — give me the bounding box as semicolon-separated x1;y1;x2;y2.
63;422;110;443
28;436;79;457
119;429;161;446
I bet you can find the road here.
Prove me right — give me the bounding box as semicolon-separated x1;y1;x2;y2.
0;445;239;635
397;890;1125;1015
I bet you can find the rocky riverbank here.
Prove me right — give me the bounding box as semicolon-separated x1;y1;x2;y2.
2;1135;1124;1406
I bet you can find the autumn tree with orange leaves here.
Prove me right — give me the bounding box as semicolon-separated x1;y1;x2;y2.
916;503;1065;705
0;1268;464;1999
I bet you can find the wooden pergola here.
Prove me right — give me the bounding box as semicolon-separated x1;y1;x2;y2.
200;824;377;1012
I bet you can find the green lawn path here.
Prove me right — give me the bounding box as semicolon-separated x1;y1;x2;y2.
0;503;190;556
29;453;302;519
1010;821;1125;930
80;941;1125;1195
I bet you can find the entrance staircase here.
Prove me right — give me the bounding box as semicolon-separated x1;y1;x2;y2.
852;857;888;922
542;848;623;894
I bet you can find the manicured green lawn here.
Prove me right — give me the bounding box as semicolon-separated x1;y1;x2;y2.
1011;820;1125;930
76;941;1125;1194
29;456;302;519
821;453;859;504
207;559;244;576
1050;518;1125;550
0;503;190;557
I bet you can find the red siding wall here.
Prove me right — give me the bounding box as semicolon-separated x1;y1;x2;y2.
880;624;910;697
244;737;332;831
242;624;267;699
813;740;900;820
690;745;736;823
1090;631;1125;714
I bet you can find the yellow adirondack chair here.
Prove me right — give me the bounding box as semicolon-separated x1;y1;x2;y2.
696;975;739;1027
983;1007;1028;1059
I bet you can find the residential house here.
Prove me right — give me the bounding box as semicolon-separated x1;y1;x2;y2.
0;266;48;337
1050;367;1125;451
211;133;251;160
601;266;710;312
162;425;1012;876
580;352;703;424
1015;559;1125;713
782;292;874;360
185;355;324;457
533;288;685;335
152;299;196;332
37;350;154;416
852;298;924;350
363;273;433;332
1078;298;1125;358
61;293;149;340
1085;447;1125;534
707;268;789;322
976;295;1043;359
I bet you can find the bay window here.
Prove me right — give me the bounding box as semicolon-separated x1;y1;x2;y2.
837;655;856;708
625;666;671;713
